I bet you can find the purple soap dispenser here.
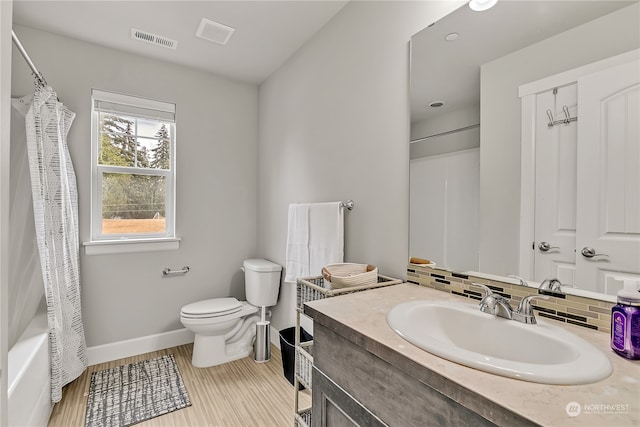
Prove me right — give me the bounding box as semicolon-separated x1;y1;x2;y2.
611;279;640;360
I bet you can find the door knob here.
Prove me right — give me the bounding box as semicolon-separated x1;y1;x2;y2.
538;242;559;252
581;247;609;258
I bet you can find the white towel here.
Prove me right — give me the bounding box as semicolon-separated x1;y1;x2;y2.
309;202;344;276
285;202;345;282
285;204;310;282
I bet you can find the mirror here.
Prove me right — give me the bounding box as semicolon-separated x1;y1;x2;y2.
409;1;639;296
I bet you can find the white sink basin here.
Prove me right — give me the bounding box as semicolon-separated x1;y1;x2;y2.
387;300;612;385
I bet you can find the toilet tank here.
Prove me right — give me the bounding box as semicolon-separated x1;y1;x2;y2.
243;259;282;307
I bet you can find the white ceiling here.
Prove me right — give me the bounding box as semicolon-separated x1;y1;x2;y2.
12;0;349;84
410;1;637;126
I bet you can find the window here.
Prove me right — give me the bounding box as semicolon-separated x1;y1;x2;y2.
89;89;176;247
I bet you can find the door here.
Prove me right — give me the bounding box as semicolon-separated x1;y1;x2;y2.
575;59;640;294
534;84;578;285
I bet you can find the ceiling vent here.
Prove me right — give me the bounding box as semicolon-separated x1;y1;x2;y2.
131;28;177;50
196;18;235;45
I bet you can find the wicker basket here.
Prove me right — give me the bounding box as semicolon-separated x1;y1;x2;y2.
321;263;378;289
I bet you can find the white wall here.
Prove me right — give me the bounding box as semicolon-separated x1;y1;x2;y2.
410;103;479;142
479;4;640;276
11;25;259;347
257;0;463;332
410;104;480;159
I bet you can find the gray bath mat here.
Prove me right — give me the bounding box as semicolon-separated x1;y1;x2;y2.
85;354;191;427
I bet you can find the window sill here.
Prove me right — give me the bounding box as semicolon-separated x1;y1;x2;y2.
83;237;181;255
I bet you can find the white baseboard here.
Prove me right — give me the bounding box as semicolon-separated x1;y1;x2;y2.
86;326;284;366
87;328;195;366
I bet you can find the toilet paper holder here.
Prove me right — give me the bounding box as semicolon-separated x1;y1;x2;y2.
163;266;190;276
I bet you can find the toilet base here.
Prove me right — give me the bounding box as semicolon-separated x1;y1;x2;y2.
191;333;255;368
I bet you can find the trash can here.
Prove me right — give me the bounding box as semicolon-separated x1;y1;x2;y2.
279;327;312;390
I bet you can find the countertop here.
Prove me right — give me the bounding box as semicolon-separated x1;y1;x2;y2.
305;283;640;427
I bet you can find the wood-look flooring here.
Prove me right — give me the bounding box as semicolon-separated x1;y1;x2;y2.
48;343;310;427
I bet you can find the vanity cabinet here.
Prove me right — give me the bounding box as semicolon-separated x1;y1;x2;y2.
305;283;640;427
309;322;508;427
312;366;386;427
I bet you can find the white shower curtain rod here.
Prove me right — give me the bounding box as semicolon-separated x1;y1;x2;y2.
11;30;48;88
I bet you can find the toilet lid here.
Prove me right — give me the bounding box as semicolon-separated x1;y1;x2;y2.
181;297;242;318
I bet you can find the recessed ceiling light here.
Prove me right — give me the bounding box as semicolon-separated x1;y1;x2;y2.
444;32;459;42
428;101;445;108
468;0;498;12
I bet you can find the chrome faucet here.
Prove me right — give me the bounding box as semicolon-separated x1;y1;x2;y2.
472;283;513;319
539;278;565;292
471;283;549;324
513;294;550;324
508;274;529;287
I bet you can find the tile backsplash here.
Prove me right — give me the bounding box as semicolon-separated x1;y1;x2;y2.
407;264;614;333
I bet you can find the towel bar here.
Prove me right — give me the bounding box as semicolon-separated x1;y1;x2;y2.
340;200;354;210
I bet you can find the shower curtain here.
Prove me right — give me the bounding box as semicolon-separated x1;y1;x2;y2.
25;85;87;402
9;95;45;350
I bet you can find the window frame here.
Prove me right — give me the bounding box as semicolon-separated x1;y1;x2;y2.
88;89;177;247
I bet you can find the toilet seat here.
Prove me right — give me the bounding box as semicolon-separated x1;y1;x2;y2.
181;297;242;319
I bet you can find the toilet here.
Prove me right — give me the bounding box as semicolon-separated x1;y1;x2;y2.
180;259;282;368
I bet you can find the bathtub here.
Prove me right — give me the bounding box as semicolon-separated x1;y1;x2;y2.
7;309;52;427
